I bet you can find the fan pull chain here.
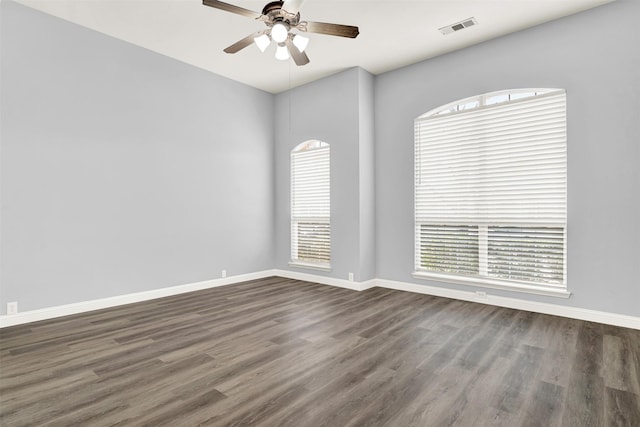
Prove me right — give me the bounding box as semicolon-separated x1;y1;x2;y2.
288;59;292;132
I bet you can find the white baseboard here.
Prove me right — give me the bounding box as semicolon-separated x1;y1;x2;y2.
373;278;640;330
273;269;376;292
2;270;637;330
0;270;277;328
274;271;639;330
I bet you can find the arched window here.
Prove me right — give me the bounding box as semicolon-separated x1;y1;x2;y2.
290;140;330;269
414;89;567;295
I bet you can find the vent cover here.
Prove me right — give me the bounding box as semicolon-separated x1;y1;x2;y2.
439;17;477;35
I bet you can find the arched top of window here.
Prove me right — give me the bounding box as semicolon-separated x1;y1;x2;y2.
292;140;329;153
418;88;564;119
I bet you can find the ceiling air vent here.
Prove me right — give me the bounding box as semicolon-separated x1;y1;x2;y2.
439;17;477;35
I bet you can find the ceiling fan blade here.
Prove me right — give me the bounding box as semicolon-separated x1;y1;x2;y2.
202;0;262;19
282;0;305;15
223;32;262;54
303;21;359;38
285;38;310;66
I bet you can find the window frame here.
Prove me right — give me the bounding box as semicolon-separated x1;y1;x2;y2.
413;89;569;297
289;140;331;271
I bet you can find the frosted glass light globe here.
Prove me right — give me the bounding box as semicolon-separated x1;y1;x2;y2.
275;44;290;60
271;23;288;43
292;34;309;52
254;34;270;52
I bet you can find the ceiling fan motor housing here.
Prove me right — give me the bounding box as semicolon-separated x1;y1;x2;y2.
261;1;300;27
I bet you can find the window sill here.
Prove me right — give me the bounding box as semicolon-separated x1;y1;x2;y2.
289;261;332;272
412;271;570;298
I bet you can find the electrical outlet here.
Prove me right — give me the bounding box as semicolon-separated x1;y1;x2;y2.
474;291;488;301
348;272;354;282
7;302;18;315
221;269;227;278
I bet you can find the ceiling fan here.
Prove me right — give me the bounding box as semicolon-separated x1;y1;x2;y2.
202;0;359;66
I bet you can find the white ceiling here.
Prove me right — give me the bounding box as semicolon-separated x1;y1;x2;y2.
15;0;614;93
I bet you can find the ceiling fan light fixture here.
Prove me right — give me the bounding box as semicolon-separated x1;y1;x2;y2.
254;34;271;52
271;22;289;43
292;34;309;52
275;44;290;60
204;0;360;66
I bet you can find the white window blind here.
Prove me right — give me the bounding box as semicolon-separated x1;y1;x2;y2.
415;89;567;292
291;141;330;267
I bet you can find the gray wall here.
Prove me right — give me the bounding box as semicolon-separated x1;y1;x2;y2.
357;69;376;281
273;67;376;282
374;0;640;316
274;68;361;281
0;1;274;313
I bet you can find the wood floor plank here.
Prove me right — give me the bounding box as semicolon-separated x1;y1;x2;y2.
1;276;639;426
605;387;640;426
561;371;605;426
439;355;514;427
493;344;545;414
519;380;566;427
535;316;580;388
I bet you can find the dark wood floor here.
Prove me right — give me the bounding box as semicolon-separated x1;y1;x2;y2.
1;277;639;426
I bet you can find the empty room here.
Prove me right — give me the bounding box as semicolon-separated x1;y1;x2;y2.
1;0;639;425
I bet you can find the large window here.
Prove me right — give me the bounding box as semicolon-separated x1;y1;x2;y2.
414;89;568;295
290;140;330;270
